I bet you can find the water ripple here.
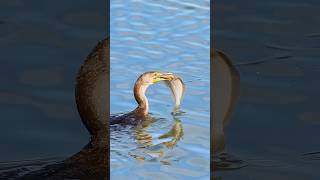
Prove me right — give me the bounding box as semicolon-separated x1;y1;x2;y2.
111;0;209;178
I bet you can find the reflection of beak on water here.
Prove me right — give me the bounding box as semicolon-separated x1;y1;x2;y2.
130;115;184;164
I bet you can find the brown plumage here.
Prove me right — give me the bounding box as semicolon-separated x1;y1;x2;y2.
75;37;109;146
20;38;109;180
211;49;240;171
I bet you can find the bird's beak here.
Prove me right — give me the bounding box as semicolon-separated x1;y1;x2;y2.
153;72;175;83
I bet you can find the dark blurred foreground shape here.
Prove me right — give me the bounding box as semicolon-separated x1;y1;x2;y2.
0;38;110;180
211;49;246;173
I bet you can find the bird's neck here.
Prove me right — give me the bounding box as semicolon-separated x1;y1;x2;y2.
134;81;149;116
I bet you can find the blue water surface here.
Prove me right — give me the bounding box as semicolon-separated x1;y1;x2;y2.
110;0;210;179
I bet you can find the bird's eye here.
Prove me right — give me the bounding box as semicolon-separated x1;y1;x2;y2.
154;72;161;76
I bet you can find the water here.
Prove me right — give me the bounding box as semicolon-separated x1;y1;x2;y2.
110;0;210;179
0;0;107;178
214;0;320;179
2;0;318;179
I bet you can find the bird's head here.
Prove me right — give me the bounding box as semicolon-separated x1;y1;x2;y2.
137;71;175;85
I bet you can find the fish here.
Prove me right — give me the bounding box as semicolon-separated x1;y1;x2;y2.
164;74;185;108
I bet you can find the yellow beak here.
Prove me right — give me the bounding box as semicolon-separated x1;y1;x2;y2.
152;72;175;83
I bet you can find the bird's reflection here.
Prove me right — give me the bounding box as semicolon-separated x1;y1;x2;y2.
211;49;247;176
128;114;184;164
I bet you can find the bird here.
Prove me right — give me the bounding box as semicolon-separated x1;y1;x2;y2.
110;71;184;125
18;37;185;179
18;38;110;180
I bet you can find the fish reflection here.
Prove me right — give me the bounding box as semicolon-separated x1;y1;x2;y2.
211;49;247;172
